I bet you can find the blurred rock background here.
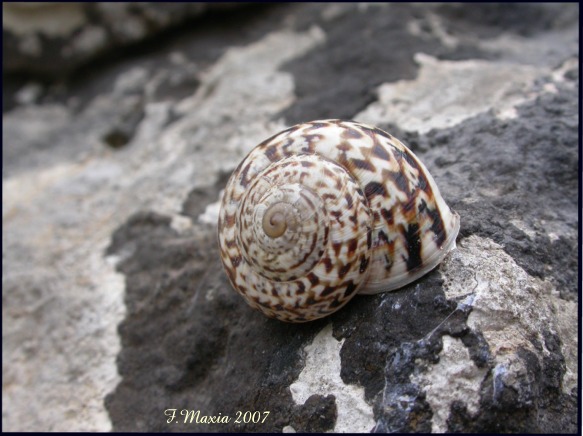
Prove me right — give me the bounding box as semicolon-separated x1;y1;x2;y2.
2;2;579;432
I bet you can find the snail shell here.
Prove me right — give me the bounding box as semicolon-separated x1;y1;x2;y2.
218;120;460;322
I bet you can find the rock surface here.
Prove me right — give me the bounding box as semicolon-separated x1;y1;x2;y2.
3;3;579;432
3;2;245;77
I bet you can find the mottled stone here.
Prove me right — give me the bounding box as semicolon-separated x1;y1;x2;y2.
2;3;578;433
3;3;247;77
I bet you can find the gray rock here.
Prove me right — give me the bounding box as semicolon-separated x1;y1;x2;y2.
3;2;247;77
2;3;578;433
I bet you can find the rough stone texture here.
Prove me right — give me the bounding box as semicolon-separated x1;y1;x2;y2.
3;2;245;77
3;3;579;433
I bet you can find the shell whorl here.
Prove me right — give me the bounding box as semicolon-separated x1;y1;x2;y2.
218;120;460;322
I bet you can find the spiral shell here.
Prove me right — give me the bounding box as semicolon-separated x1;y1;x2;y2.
218;120;460;322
